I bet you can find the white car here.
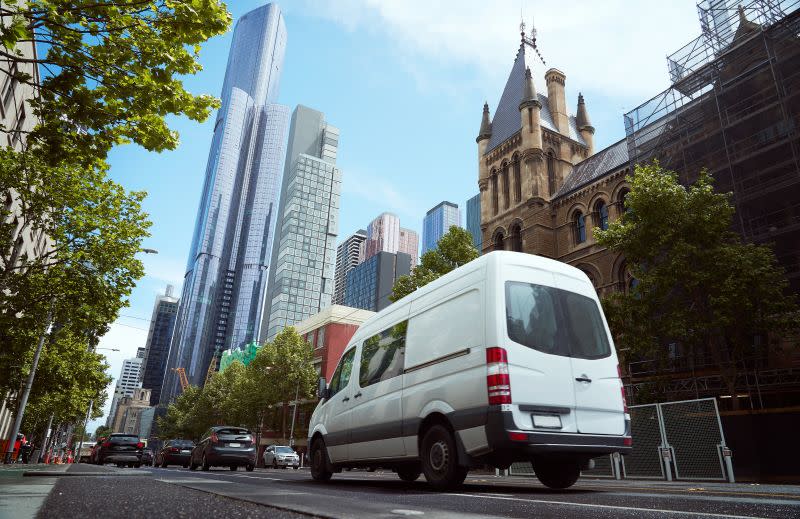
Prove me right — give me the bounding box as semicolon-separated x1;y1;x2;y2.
263;445;300;469
308;251;631;490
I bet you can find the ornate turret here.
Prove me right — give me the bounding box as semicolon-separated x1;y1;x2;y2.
477;102;492;143
519;66;543;152
576;93;595;155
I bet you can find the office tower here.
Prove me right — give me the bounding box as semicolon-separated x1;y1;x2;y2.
398;228;419;267
140;285;179;406
466;193;482;252
162;4;289;401
422;201;461;254
344;251;412;311
364;212;400;260
261;105;342;341
333;230;367;305
106;355;143;428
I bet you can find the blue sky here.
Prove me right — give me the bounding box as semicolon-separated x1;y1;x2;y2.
91;0;702;429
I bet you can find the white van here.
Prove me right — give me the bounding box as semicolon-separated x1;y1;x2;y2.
308;251;631;490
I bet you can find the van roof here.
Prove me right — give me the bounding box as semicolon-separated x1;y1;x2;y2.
354;251;589;334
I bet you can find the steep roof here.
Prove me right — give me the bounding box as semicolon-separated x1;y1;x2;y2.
555;139;629;198
487;44;586;153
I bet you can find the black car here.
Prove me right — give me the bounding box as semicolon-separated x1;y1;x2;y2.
155;439;195;468
189;426;255;472
94;433;144;468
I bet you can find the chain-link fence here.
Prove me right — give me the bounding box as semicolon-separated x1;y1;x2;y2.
622;404;664;479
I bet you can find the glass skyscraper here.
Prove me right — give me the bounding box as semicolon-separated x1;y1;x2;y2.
466;193;482;252
422;201;461;254
344;251;411;312
162;3;289;402
261;105;341;341
140;285;179;406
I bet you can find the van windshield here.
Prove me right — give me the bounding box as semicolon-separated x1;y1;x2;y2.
505;281;611;359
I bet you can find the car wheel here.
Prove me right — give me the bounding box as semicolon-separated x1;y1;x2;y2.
246;464;255;472
281;465;287;469
310;438;333;482
202;454;210;471
293;466;298;470
117;463;124;468
532;458;581;489
397;465;422;482
420;424;468;490
272;460;278;469
230;465;238;471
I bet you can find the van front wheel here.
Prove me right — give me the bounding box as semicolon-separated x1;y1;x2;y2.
420;425;467;490
310;438;333;482
532;458;581;489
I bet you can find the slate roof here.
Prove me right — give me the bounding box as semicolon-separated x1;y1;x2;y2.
555;139;630;198
487;44;586;153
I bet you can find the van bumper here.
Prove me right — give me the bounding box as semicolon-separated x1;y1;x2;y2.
485;406;632;457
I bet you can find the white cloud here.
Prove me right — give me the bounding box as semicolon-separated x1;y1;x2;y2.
300;0;701;100
142;254;185;290
341;167;425;220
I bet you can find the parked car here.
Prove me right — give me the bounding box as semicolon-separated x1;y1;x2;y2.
308;251;632;490
141;449;153;466
189;426;255;472
263;445;300;469
89;438;105;464
93;433;144;468
155;439;195;468
77;444;93;463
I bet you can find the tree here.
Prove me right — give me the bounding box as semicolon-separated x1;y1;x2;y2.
94;425;111;440
595;162;800;407
390;226;479;302
0;0;231;167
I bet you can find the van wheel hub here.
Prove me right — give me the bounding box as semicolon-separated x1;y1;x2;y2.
429;440;449;471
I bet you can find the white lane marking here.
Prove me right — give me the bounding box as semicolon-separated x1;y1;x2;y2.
390;510;425;516
226;474;294;482
445;492;770;519
156;478;232;484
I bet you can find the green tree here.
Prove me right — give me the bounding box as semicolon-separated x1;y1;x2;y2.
156;385;206;441
94;425;111;440
595;162;800;407
390;226;479;302
0;0;231;166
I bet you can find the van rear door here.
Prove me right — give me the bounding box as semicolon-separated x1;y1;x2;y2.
553;274;625;436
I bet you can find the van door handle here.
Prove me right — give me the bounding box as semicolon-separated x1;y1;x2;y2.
342;397;350;402
353;392;362;399
575;377;592;383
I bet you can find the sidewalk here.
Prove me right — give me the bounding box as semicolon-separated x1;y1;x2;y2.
0;464;67;519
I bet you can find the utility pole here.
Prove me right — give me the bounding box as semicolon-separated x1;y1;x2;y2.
3;300;54;464
288;380;300;447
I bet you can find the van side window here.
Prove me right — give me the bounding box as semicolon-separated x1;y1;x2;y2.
358;321;407;387
328;348;356;398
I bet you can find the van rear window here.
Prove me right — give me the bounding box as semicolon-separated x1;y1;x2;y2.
505;281;611;359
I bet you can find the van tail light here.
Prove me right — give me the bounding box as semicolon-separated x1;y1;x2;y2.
624;437;633;447
486;347;512;405
210;432;219;444
136;442;145;449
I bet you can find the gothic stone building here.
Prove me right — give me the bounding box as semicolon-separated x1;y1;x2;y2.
478;38;632;296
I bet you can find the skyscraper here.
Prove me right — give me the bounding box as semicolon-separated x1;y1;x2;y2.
140;285;179;406
162;3;289;402
261;105;342;341
398;228;419;267
466;193;482;252
333;229;366;305
106;354;144;428
344;251;411;311
422;201;461;254
364;212;400;260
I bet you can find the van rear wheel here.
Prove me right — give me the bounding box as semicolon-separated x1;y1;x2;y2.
310;438;333;482
532;458;581;489
420;424;467;490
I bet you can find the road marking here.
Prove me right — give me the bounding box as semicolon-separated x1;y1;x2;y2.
156;478;232;484
390;510;425;516
226;474;290;482
445;492;770;518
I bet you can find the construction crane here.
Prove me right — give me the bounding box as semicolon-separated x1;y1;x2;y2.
171;367;189;391
205;350;220;387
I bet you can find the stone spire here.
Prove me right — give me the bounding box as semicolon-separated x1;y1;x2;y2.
519;67;539;108
576;92;595;155
477;102;492;142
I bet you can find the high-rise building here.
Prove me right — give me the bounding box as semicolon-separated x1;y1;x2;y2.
112;388;151;434
466;194;482;252
344;251;412;312
333;230;367;305
398;228;419;267
106;355;144;428
162;4;289;401
261;105;342;341
364;212;400;260
140;285;179;406
422;201;461;254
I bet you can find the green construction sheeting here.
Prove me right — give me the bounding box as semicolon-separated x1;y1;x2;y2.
219;341;261;372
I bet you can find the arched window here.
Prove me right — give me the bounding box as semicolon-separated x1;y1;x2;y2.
491;171;498;214
510;223;522;252
493;231;505;251
574;211;586;244
595;200;609;230
513;156;521;203
502;162;510;209
547;151;556;196
619;189;631;215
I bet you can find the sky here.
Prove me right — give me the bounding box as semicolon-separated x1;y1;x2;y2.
90;0;702;430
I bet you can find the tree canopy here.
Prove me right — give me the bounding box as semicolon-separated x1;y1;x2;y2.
390;226;479;302
595;162;800;406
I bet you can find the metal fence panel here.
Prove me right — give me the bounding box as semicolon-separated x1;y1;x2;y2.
582;454;615;478
622;404;664;479
659;398;726;480
509;461;534;476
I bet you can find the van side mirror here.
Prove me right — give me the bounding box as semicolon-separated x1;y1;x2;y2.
317;377;329;399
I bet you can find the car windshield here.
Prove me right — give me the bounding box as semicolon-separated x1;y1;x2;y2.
109;435;139;443
172;440;194;447
216;428;250;436
275;447;294;454
505;281;611;359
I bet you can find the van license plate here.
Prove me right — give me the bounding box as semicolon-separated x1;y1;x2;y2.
532;415;562;429
228;443;241;448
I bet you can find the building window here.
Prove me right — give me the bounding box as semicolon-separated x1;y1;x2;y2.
595;200;609;230
513;157;521;203
491;172;498;214
574;212;586;244
510;223;522;252
493;231;505;251
619;189;631;214
502;162;510;209
547;151;556;196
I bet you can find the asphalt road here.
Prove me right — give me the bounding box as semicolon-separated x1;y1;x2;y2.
34;464;800;519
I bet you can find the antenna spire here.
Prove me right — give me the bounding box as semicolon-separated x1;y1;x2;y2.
521;15;546;66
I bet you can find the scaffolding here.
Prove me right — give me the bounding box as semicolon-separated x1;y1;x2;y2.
624;0;800;292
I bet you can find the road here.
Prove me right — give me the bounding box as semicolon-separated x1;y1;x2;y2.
32;464;800;519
